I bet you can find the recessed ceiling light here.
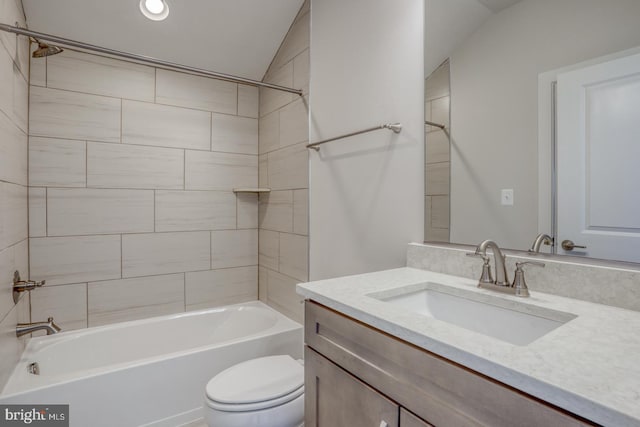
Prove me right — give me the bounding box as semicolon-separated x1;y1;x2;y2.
139;0;169;21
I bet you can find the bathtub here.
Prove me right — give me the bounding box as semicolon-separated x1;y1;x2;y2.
0;301;303;427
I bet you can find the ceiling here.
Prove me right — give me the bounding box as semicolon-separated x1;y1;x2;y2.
22;0;304;81
425;0;524;76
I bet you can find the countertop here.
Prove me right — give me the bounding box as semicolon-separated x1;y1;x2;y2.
297;267;640;427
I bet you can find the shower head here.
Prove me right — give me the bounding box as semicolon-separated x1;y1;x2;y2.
32;41;63;58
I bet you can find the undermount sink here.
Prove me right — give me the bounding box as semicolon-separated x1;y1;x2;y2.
370;283;576;346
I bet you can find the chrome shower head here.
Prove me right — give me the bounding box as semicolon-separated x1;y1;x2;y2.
32;41;63;58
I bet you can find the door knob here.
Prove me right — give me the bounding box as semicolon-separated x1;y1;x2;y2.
561;240;587;251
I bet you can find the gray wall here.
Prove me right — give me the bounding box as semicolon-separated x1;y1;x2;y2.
309;0;425;280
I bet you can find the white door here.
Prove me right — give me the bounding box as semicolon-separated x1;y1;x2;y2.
556;51;640;262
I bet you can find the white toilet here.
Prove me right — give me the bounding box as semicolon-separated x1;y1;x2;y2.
204;355;304;427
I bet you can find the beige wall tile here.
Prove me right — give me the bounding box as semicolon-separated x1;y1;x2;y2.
258;266;268;302
267;143;308;190
279;98;309;147
30;235;121;285
88;274;184;327
0;51;28;133
211;113;258;155
185;151;257;191
28;188;47;237
431;195;450;229
156;69;237;114
259;154;269;187
258;110;279;154
0;299;28;389
185;266;257;311
31;283;88;331
155;190;236;232
293;49;310;95
259;190;293;232
0;0;28;76
426;130;450;165
0;112;27;186
87;142;184;189
426;227;450;243
0;182;27;250
265;269;303;323
0;240;28;324
279;233;308;281
424;196;431;242
29;86;121;143
430;96;450;129
47;188;154;236
211;229;258;269
238;85;259;119
426;162;450;196
293;189;309;235
122;231;210;277
260;62;294;117
29;48;46;87
122;100;211;150
425;61;450;101
270;11;310;70
29;137;86;187
259;229;279;271
237;193;258;229
46;50;155;102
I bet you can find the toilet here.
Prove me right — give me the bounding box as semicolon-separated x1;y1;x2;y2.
204;355;304;427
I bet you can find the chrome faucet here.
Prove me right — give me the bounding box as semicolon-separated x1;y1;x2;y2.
468;240;546;298
16;317;61;337
529;233;553;253
474;239;509;286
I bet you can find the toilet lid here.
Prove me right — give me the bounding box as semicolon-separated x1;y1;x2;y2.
206;355;304;406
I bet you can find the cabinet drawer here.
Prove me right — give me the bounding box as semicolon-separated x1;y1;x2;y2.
305;346;399;427
305;301;597;427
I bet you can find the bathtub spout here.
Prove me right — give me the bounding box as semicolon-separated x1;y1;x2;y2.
17;317;61;337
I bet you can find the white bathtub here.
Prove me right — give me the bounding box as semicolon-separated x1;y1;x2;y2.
0;301;303;427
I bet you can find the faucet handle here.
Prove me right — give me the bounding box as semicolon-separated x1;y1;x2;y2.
512;261;545;297
466;253;494;284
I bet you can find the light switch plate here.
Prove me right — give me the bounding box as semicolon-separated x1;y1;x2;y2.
501;189;514;206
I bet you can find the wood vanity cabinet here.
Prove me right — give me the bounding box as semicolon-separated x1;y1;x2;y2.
304;301;597;427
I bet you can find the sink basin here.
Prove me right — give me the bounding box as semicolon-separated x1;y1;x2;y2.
371;283;576;346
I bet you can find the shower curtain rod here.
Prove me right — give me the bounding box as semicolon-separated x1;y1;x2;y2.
0;23;304;96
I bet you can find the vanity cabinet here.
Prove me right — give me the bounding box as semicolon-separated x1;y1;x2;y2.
304;301;596;427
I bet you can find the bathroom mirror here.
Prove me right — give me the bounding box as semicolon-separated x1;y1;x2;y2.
424;0;640;263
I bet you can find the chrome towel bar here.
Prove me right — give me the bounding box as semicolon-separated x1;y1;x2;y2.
425;120;446;129
307;123;402;151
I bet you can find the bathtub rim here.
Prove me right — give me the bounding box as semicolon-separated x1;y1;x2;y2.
1;300;302;397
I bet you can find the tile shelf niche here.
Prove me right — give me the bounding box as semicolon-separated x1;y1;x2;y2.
232;188;271;194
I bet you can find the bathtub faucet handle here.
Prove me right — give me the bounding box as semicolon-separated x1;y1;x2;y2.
13;270;46;304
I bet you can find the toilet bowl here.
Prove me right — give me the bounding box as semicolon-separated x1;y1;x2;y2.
204;355;304;427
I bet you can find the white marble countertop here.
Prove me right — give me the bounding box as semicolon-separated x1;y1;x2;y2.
297;267;640;427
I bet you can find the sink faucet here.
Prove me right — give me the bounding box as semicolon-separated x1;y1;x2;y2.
529;233;553;253
474;240;509;286
16;317;61;337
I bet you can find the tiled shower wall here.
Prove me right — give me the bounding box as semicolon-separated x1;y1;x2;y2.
425;60;450;242
258;1;309;323
28;49;260;330
0;0;30;389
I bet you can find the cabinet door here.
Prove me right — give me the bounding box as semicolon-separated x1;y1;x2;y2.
305;346;399;427
400;409;434;427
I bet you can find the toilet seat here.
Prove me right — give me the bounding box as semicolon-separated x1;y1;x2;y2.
205;355;304;412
